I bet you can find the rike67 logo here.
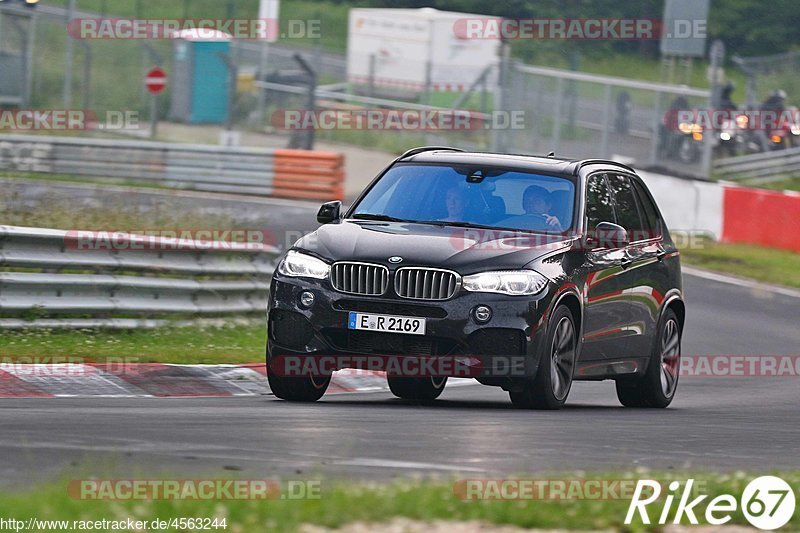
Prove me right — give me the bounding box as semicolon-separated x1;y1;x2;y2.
626;476;796;530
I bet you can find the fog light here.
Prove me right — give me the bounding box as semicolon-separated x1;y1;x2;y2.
299;291;315;308
473;305;492;323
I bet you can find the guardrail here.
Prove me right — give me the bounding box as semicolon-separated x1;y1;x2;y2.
0;225;282;328
0;134;345;201
713;146;800;183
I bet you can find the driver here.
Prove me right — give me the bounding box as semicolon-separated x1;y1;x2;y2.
498;185;562;232
522;185;562;230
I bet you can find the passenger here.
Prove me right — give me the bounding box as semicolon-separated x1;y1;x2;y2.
442;185;467;221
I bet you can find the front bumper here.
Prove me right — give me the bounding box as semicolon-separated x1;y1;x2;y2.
266;272;556;382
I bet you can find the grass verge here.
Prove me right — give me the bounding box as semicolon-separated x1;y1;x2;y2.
0;178;234;230
0;320;265;364
678;237;800;289
741;175;800;193
0;471;797;532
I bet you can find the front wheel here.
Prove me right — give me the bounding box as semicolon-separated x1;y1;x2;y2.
616;309;681;408
509;305;577;410
387;376;447;401
267;351;330;402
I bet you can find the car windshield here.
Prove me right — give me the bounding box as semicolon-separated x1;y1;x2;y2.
350;163;576;234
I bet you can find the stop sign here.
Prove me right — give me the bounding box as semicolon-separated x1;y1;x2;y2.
145;67;167;94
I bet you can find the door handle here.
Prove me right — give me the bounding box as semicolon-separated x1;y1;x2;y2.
656;250;667;261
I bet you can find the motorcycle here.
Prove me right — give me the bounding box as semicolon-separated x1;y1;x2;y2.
767;106;800;150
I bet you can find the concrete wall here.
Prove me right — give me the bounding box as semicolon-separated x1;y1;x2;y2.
639;171;723;239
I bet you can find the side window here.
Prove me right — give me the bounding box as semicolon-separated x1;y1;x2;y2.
607;174;646;239
585;174;616;235
631;179;663;238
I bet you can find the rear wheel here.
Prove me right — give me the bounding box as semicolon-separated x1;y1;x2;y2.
616;309;681;408
267;350;330;402
509;305;577;410
387;376;447;401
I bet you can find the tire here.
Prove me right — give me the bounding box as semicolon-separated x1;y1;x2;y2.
616;309;681;408
387;376;447;401
509;305;577;410
266;351;330;402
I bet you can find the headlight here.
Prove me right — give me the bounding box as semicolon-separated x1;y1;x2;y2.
462;270;549;296
736;115;749;129
277;250;330;279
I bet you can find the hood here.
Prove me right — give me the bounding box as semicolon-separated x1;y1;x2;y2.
294;220;573;274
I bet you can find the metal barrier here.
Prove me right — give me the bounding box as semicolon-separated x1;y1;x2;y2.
713;146;800;183
0;225;282;328
0;135;345;201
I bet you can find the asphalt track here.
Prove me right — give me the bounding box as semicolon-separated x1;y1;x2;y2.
1;265;798;490
1;182;798;488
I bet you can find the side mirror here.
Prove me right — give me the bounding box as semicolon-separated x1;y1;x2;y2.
317;200;341;224
594;222;629;249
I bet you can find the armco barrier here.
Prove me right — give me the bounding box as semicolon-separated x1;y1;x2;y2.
0;225;281;328
0;134;344;201
721;186;800;252
714;146;800;183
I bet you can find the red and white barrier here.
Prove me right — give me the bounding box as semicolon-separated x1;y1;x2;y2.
640;171;799;253
721;186;800;252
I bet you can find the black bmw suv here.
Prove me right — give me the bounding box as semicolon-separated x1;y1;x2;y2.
267;147;684;409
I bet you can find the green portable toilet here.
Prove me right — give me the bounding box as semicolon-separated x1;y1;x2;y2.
169;29;232;124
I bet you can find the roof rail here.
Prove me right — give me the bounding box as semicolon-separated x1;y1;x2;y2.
576;159;636;173
398;146;465;159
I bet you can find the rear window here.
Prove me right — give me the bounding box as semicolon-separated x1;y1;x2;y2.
607;174;646;236
631;179;663;238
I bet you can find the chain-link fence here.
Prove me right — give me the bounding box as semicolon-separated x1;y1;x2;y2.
0;3;347;127
500;62;711;177
4;2;718;179
0;6;34;107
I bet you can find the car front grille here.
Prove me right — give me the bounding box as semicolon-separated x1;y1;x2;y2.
332;299;447;319
394;267;460;300
330;262;389;296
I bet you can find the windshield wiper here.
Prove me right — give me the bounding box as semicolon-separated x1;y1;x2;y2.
351;213;409;223
414;220;500;230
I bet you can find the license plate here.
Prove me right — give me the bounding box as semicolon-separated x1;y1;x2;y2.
348;312;426;336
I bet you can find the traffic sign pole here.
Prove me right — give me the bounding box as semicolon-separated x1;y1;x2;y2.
149;91;158;139
144;67;167;139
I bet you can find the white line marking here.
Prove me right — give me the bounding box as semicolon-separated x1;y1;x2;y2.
683;266;800;299
332;458;485;472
